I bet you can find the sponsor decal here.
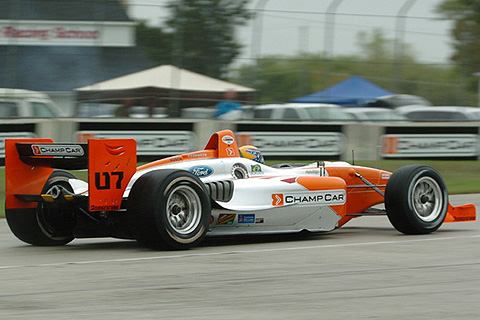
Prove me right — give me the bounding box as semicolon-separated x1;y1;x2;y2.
222;135;235;145
169;156;183;162
0;21;134;47
75;131;195;156
31;144;84;156
89;204;120;211
188;165;214;178
272;191;346;206
238;214;255;224
452;215;475;222
272;194;284;206
187;153;208;158
236;132;345;156
255;218;264;224
251;164;262;174
216;214;235;225
225;147;236;156
382;134;479;158
381;173;391;180
2;26;100;40
210;215;214;224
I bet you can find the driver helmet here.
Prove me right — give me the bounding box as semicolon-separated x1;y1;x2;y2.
239;145;265;164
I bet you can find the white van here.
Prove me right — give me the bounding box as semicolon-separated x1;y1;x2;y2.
396;105;480;121
253;103;356;121
0;88;64;118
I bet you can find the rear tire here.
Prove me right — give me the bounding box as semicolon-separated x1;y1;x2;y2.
385;165;448;234
128;170;211;250
6;170;76;246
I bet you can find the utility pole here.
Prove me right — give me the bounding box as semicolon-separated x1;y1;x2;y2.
393;0;417;89
323;0;345;57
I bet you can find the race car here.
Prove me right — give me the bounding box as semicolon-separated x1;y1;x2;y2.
4;129;476;250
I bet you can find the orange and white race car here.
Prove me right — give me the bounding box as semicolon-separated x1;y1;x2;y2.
4;130;476;250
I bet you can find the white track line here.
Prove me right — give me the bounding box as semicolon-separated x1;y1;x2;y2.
1;234;479;270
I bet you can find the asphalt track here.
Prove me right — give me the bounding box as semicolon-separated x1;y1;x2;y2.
0;194;479;320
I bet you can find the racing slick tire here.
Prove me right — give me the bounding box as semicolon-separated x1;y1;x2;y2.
6;170;76;246
385;165;448;234
128;169;211;250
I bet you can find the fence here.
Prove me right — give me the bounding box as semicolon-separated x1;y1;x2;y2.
1;118;479;165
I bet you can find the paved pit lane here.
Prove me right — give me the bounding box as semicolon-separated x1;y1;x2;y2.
0;194;479;319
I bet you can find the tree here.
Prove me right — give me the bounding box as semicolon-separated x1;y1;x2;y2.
166;0;253;78
234;29;469;105
356;29;392;61
437;0;480;88
135;22;173;66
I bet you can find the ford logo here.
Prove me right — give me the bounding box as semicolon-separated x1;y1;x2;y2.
188;166;214;177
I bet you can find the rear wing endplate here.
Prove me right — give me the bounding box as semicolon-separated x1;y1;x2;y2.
5;139;137;212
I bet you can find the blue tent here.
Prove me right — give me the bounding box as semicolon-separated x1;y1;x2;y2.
292;76;394;106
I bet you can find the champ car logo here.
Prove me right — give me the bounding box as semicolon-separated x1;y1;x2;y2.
188;165;214;178
272;194;284;206
272;191;346;206
222;135;235;145
31;144;84;156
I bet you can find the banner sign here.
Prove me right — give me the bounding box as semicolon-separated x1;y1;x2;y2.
382;134;479;158
236;132;345;156
76;131;195;156
0;20;135;47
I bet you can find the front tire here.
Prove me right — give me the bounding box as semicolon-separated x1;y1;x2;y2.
385;165;448;234
6;170;76;246
128;170;211;250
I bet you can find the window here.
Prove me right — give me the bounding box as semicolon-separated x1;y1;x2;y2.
469;111;480;120
408;111;467;121
254;108;273;119
31;102;56;117
0;102;18;117
306;107;355;120
365;111;406;121
282;108;300;120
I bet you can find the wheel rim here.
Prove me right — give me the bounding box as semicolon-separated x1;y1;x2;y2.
411;176;443;222
166;185;202;235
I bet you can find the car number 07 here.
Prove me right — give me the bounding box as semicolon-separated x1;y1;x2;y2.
94;171;124;190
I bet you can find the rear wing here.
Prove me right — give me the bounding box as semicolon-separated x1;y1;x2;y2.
5;138;137;212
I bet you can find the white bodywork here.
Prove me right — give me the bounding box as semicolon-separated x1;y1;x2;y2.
69;158;351;236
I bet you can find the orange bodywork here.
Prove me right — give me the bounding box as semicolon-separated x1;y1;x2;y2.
445;203;476;223
137;150;218;171
5;138;137;212
325;165;476;226
88;139;137;212
295;176;347;220
325;166;390;227
5;139;54;210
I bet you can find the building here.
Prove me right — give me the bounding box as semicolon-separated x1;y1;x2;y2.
0;0;154;113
